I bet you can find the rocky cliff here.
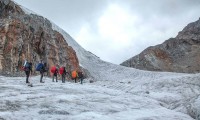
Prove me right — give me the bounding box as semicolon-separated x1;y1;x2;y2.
0;0;81;76
121;18;200;73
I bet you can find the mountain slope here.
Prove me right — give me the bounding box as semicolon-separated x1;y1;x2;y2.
0;0;80;76
121;18;200;73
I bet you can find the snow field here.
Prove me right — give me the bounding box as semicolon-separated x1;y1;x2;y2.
0;75;195;120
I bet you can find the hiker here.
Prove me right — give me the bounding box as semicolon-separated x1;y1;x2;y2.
72;70;78;83
41;62;48;82
36;60;46;83
59;67;66;83
78;71;84;84
51;65;58;82
43;62;48;75
66;71;70;81
24;61;32;83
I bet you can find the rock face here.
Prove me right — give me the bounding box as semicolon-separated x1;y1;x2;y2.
0;0;81;76
121;18;200;73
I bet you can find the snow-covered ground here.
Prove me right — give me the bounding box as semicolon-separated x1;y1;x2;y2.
0;75;196;120
2;1;200;119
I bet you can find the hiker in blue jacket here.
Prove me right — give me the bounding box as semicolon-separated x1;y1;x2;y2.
36;60;46;83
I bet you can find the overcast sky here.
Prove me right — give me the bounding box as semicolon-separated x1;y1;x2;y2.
13;0;200;64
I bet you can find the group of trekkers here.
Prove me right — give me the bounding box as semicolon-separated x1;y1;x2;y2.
22;60;84;85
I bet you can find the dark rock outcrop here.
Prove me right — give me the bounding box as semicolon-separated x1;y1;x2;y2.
0;0;81;76
121;18;200;73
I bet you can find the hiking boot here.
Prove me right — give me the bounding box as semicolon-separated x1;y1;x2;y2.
28;83;33;87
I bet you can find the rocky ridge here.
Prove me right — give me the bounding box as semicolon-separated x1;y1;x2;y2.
121;18;200;73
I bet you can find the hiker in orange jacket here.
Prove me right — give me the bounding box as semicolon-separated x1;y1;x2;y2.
71;70;78;83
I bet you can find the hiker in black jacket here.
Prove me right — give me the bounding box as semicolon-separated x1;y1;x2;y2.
24;61;32;83
78;71;84;84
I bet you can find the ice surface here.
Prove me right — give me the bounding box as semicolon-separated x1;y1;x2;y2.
0;76;196;120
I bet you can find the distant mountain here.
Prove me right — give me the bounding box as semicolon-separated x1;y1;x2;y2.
0;0;80;76
121;18;200;73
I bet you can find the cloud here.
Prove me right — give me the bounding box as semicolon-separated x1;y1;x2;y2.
97;4;136;48
75;4;138;63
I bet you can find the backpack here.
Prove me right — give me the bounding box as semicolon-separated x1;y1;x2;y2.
50;66;56;73
24;62;30;71
36;63;44;71
59;67;64;75
72;71;77;79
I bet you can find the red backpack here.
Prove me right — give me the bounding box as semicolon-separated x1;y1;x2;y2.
50;66;56;73
59;67;64;75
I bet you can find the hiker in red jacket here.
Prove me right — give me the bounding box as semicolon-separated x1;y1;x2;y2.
59;67;66;83
51;65;58;82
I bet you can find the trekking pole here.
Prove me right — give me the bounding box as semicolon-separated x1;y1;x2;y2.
43;73;47;83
